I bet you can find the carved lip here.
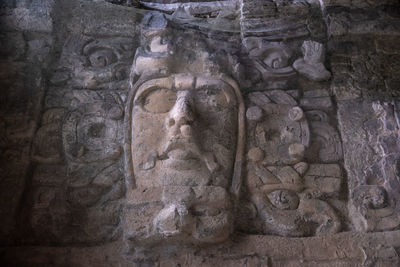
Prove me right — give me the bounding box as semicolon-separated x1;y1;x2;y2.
167;149;197;160
159;138;220;173
161;139;202;159
163;158;203;171
160;139;204;170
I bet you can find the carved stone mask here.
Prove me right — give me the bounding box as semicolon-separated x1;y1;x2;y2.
131;74;238;189
124;72;243;246
122;13;246;247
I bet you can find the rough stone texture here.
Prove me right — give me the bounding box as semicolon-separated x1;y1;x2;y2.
0;0;54;244
338;100;400;233
2;231;400;266
0;0;400;265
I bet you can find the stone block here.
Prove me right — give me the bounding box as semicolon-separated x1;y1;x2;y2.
300;97;333;110
304;164;342;195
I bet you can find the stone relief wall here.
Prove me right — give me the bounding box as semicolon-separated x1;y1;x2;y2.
1;0;400;266
0;0;54;244
24;35;135;244
242;89;344;237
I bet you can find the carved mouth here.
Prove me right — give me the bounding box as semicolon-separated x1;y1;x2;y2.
152;138;220;172
162;142;202;171
160;139;202;159
159;139;219;173
167;149;197;160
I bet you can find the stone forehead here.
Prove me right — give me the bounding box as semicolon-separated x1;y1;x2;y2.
134;74;234;93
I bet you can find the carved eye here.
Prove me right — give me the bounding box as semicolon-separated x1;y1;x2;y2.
88;48;117;67
142;88;177;113
194;88;228;111
114;64;128;80
88;123;106;138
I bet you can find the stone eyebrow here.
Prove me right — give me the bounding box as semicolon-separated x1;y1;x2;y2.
195;77;237;105
133;78;174;103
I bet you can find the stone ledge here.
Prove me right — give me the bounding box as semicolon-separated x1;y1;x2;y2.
1;231;399;266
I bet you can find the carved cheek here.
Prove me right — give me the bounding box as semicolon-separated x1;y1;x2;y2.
197;107;237;173
214;108;238;147
131;108;166;170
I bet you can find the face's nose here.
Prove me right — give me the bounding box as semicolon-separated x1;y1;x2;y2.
166;91;195;137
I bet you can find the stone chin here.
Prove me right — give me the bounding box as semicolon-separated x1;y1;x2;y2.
123;185;233;247
152;186;233;245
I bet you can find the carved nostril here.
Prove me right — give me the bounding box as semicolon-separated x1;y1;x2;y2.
168;118;175;127
180;125;192;137
176;116;191;127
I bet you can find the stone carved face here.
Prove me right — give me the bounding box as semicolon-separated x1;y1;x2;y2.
125;73;240;246
131;74;238;188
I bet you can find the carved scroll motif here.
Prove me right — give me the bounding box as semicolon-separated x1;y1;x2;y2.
29;36;134;244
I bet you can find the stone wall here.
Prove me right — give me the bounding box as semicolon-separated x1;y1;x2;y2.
0;0;399;266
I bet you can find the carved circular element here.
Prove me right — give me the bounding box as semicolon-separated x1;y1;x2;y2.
251;103;310;165
248;46;296;88
288;143;305;160
69;37;135;90
246;106;263;121
353;185;388;210
267;190;299;210
288;106;304;121
88;48;117;68
108;106;124;120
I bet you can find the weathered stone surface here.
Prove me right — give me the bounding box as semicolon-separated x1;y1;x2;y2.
3;230;400;266
325;4;400;36
0;18;51;243
1;0;400;265
247;147;264;162
0;0;54;32
57;0;140;36
306;121;343;163
338;100;400;232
